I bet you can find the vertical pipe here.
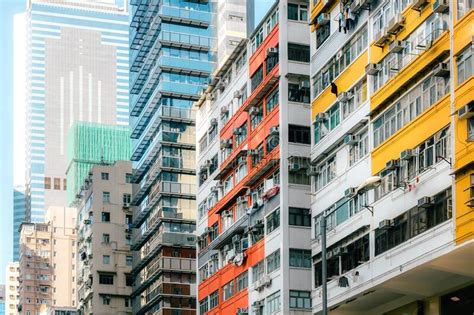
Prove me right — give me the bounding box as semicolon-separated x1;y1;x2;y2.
321;217;328;315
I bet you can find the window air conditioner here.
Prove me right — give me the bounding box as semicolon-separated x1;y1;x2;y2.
344;134;359;145
338;91;352;102
458;101;474;119
412;0;429;11
387;14;405;35
269;126;279;136
432;62;450;77
379;219;394;229
344;187;356;197
385;159;400;170
315;112;328;123
418;196;434;208
400;149;415;160
433;0;449;13
366;63;381;75
389;40;405;54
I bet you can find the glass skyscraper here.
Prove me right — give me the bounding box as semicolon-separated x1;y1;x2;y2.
129;1;215;314
13;187;26;261
23;0;130;223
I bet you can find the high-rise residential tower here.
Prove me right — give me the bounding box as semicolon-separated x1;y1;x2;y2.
309;0;474;313
196;1;313;313
23;0;130;223
75;161;133;315
129;1;249;314
13;187;26;261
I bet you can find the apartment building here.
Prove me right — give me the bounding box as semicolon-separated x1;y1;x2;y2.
128;1;250;314
5;262;19;315
196;1;313;314
18;206;77;315
75;161;133;315
309;0;474;313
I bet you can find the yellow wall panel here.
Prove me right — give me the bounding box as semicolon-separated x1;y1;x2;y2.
453;10;474;56
455;171;474;244
371;95;450;174
311;50;368;120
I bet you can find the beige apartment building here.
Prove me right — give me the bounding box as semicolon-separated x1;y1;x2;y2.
76;161;133;315
18;206;77;315
5;262;20;315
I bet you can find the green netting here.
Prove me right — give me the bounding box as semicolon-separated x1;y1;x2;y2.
66;122;131;205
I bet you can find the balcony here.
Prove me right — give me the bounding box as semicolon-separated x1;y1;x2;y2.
133;257;196;296
159;4;211;27
132;232;197;275
159;30;213;51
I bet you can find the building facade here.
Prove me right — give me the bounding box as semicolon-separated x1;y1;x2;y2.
66;122;131;205
75;161;133;315
23;0;130;222
5;262;20;315
309;0;474;313
14;187;27;261
196;1;313;314
18;206;77;315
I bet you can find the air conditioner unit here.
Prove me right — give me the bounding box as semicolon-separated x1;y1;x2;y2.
220;139;233;149
232;234;241;243
289;162;301;172
412;0;429;11
226;249;236;262
433;0;449;13
263;275;272;287
210;185;218;193
458;102;474;119
344;187;356;197
205;159;213;168
400;149;415;160
387;14;405;35
338;91;352;102
233;128;242;135
299;80;310;89
350;0;362;13
432;62;450;77
267;47;278;55
418;196;434;208
236;307;249;315
344;134;359;145
220;106;228;115
234;90;242;99
389;40;405;54
366;63;381;75
210;118;218;126
247;149;259;156
206;93;215;101
252;300;264;308
385;159;400;170
237;196;247;204
269;126;279;136
374;28;389;47
317;13;330;26
379;219;394;229
83;219;91;225
248;106;261;116
307;166;319;176
333;246;348;257
222;210;232;217
204;227;210;234
315;112;328;123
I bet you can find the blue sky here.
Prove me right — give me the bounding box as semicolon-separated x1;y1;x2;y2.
0;0;276;284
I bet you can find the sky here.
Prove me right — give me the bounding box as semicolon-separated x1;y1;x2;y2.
0;0;276;284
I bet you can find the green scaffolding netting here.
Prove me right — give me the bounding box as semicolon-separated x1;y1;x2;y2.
66;122;131;205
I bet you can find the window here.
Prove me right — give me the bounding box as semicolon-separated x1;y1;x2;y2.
209;290;218;309
125;298;130;307
103;255;110;264
468;118;474;141
375;188;452;255
288;3;307;21
316;22;330;47
289;168;311;185
289;207;310;226
103;192;110;203
289;125;310;144
101;212;110;222
125;173;133;183
266;250;281;273
266;291;281;314
250;104;264;130
266;208;280;234
290;290;311;309
289;249;311;268
314;103;341;144
54;178;61;190
223;280;234;301
123;193;131;206
236;271;248;292
199;134;208;153
266;88;279;113
348;130;369;166
235;122;248;147
101;172;109;180
251;65;264;92
125;274;133;286
126;256;133;266
102;234;110;243
102;296;111;305
457;0;473;19
99;274;114;285
315;156;336;190
252;261;264;283
266;46;279;74
289;81;310;103
63;178;67;190
457;47;472;85
199;297;209;314
288;43;310;62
